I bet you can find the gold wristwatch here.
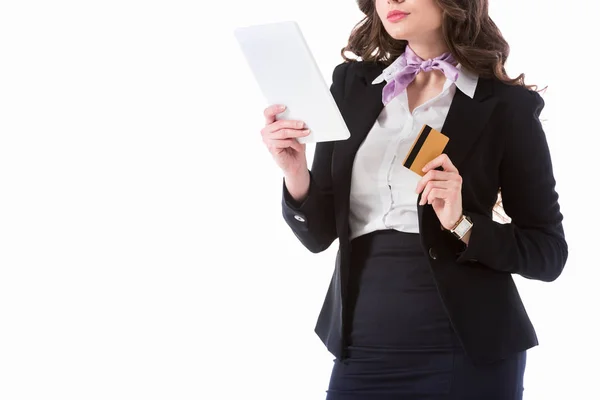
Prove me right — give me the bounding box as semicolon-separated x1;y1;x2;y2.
448;214;473;240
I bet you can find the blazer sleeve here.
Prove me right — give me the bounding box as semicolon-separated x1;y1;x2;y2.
455;89;568;282
280;61;349;253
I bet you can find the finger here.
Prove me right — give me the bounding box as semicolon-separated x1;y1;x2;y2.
282;138;304;153
415;170;455;193
270;118;306;132
266;138;303;153
426;188;449;204
264;128;311;140
420;181;451;204
261;119;306;138
422;187;445;205
264;104;286;125
421;154;445;172
428;180;461;199
422;153;458;174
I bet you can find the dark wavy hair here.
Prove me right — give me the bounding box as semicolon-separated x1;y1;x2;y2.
342;0;543;222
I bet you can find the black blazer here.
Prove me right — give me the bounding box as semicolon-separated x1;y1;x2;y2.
281;60;568;365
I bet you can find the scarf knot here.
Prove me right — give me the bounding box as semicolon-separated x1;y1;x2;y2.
381;45;460;106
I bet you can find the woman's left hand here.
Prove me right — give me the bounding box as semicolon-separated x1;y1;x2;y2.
415;153;463;230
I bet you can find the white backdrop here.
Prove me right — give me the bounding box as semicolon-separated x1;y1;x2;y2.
0;0;597;399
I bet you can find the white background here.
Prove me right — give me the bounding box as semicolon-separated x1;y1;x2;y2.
0;0;598;399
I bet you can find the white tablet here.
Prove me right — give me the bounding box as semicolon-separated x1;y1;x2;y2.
233;20;351;144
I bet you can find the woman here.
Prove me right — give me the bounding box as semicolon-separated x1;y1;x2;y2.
260;0;568;398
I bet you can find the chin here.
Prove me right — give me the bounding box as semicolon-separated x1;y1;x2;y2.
380;23;408;38
390;33;409;41
386;29;410;41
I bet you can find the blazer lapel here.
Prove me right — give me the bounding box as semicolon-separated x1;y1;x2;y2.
331;62;385;190
439;77;497;171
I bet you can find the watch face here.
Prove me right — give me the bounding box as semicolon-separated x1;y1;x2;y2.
455;218;472;236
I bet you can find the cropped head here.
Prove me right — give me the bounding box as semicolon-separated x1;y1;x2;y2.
345;0;534;88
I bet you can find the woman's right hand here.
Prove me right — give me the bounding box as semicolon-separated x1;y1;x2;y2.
261;104;312;177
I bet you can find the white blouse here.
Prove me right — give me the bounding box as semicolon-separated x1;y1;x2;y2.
348;63;479;241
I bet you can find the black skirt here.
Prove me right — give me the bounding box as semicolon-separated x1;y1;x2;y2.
326;229;526;400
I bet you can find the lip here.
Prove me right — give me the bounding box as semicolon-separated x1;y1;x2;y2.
387;10;409;20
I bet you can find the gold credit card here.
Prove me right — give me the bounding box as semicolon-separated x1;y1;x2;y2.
403;124;449;176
